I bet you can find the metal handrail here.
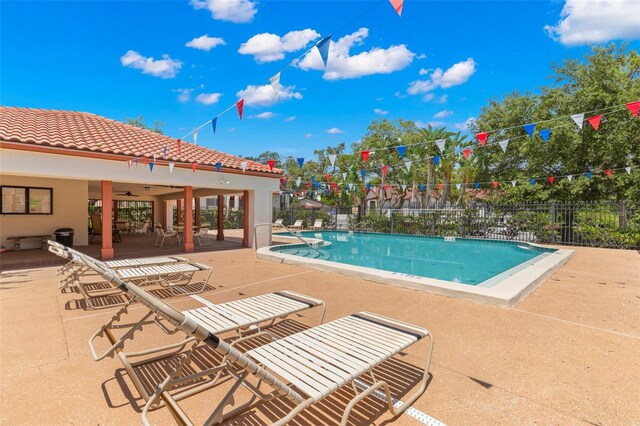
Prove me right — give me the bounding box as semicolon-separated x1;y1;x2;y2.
273;223;324;255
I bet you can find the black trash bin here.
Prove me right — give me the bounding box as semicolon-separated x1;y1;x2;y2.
54;228;74;247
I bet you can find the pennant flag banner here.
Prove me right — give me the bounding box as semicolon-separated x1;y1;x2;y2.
193;130;198;145
530;178;536;186
571;113;584;129
331;182;337;189
127;160;132;170
297;157;304;168
268;159;276;171
548;176;555;185
240;161;247;173
153;154;157;164
476;132;488;146
523;123;535;138
269;72;281;93
587;115;602;131
492;181;498;188
626;167;632;174
366;184;372;191
627;100;640;117
306;182;311;189
149;162;154;172
216;162;222;172
401;184;407;191
328;154;337;167
192;163;197;173
419;184;426;191
142;157;148;165
316;36;331;67
211;117;217;134
567;174;573;181
463;148;472;160
325;174;331;182
361;169;366;180
296;177;302;186
433;155;440;166
586;171;592;180
438;183;443;191
236;99;244;120
498;139;509;152
169;162;175;173
474;182;480;189
456;183;462;190
511;180;517;187
404;159;412;172
397;145;406;158
361;150;370;163
389;0;404;16
539;129;551;142
605;169;612;177
163;146;167;159
339;172;345;180
436;139;446;153
384;184;389;192
382;165;388;177
311;175;316;182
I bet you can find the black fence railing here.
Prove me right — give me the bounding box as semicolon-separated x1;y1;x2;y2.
172;207;244;230
348;201;640;249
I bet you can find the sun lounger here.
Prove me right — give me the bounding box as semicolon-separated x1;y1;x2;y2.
289;219;303;230
311;219;323;230
47;241;433;426
273;218;283;226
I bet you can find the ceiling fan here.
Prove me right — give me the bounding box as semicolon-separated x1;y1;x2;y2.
115;191;141;197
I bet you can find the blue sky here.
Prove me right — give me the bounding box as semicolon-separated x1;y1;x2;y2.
2;0;639;160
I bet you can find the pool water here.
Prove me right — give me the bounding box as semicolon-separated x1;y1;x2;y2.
271;231;556;286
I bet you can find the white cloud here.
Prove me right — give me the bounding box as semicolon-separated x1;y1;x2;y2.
374;108;389;115
120;50;182;79
174;88;193;103
454;117;476;131
239;29;320;63
195;92;222;105
327;128;345;134
190;0;256;23
434;110;453;119
437;95;448;104
544;0;640;45
305;133;313;138
422;94;435;102
416;120;446;129
408;58;476;95
416;53;427;60
285;116;297;122
297;28;415;80
394;91;407;99
418;68;430;76
186;35;226;51
251;111;276;119
236;84;302;106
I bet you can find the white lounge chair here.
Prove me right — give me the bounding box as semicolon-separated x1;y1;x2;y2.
273;218;284;227
47;242;434;426
289;219;303;230
194;226;212;246
154;223;180;247
311;219;323;230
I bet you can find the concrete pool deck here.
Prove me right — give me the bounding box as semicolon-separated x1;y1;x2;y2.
1;244;639;425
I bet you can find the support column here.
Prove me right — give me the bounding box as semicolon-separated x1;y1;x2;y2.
183;187;194;253
217;195;224;241
195;197;200;228
101;180;114;260
176;199;182;225
162;201;167;229
243;190;250;248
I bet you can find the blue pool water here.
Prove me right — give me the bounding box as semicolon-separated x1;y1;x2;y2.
271;231;556;286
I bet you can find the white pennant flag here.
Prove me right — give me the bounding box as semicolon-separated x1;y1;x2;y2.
269;72;281;93
456;183;462;190
567;175;573;181
328;154;337;167
404;159;412;172
625;167;632;174
296;177;302;187
498;139;509;152
127;160;132;170
401;184;407;192
169;162;175;173
511;180;517;187
342;172;347;180
240;161;247;173
435;139;446;153
153;153;157;163
571;113;584;129
349;183;354;190
193;130;198;145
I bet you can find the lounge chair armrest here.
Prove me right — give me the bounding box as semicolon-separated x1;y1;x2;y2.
170;256;189;263
355;312;430;339
191;262;211;271
276;291;325;308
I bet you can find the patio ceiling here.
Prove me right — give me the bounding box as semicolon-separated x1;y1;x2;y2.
88;181;244;199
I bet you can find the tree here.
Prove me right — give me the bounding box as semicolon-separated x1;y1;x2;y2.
124;115;164;134
243;151;284;168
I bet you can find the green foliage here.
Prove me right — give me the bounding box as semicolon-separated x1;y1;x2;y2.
124;115;164;134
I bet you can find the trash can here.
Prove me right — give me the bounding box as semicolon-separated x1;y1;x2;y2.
54;228;74;247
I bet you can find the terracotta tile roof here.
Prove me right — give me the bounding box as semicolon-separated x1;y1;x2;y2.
0;107;282;175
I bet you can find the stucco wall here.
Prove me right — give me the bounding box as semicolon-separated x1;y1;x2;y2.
0;175;89;249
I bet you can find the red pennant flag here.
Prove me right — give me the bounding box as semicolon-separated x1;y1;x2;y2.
127;160;132;170
177;139;182;155
605;169;612;177
476;132;488;146
548;176;555;185
267;159;275;171
306;182;311;189
192;162;197;173
325;174;331;182
236;99;244;120
382;165;388;177
463;148;472;160
492;181;499;188
389;0;403;16
361;150;370;163
438;183;443;191
587;115;602;131
626;101;640;117
384;184;389;192
142;156;148;165
331;182;337;189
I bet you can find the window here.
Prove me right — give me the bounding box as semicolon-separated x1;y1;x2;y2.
1;186;53;214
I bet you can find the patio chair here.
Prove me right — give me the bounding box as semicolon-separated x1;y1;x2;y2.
47;242;434;426
154;223;180;247
311;219;323;230
89;214;122;244
194;226;211;246
289;219;303;230
273;218;284;227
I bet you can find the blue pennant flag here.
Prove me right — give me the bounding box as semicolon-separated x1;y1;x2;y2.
366;183;372;191
211;117;218;134
316;36;331;67
311;175;316;182
474;182;480;189
360;169;366;179
397;146;406;158
324;189;329;195
523;123;535;138
433;155;440;166
163;146;167;158
149;162;155;172
530;178;536;186
297;157;304;168
585;171;592;180
216;162;221;172
419;184;426;191
539;129;551;142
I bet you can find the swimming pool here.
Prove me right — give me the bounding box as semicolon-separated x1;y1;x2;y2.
258;231;574;307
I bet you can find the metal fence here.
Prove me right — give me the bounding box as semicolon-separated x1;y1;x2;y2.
350;201;640;249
